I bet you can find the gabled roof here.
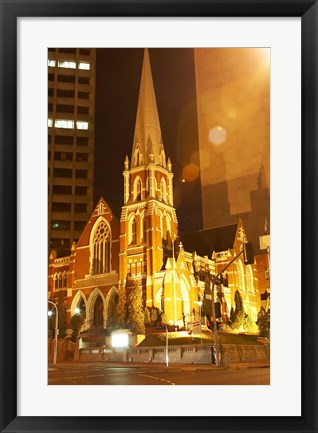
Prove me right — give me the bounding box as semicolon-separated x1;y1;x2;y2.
180;224;238;257
76;197;120;247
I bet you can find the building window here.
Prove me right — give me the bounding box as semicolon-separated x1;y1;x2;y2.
54;119;74;129
58;74;76;83
55;135;73;145
236;260;245;292
134;148;141;166
58;60;76;69
78;62;90;70
128;215;137;245
246;265;254;293
75;186;87;196
48;119;53;127
78;91;89;99
75;169;87;179
53;168;72;178
48;59;56;67
74;221;86;231
142;214;147;243
59;48;76;54
78;106;89;115
57;89;75;98
75;203;87;213
91;220;111;275
51;202;71;212
133;177;142;201
77;136;89;146
78;76;90;85
56;104;74;114
52;185;72;195
76;121;89;130
160;178;167;202
51;220;71;230
79;48;90;55
76;153;88;162
54;271;67;290
54;151;72;161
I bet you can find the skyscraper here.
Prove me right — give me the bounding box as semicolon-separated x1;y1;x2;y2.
194;48;270;253
48;48;96;255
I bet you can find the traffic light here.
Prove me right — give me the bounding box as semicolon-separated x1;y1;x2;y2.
243;242;254;265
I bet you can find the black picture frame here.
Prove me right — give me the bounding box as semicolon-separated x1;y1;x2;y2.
0;1;317;432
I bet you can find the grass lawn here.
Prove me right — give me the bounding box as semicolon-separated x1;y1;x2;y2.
138;330;263;347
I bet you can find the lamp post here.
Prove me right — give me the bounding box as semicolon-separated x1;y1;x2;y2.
48;300;58;365
198;300;203;344
209;277;220;366
207;242;254;367
172;233;177;327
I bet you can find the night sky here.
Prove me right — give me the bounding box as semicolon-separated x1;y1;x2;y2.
94;48;202;233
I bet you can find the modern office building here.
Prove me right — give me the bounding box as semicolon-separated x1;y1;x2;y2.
194;48;270;254
48;48;96;255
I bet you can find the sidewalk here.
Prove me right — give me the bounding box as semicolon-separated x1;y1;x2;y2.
49;360;270;370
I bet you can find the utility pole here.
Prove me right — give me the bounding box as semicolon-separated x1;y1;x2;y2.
48;300;59;365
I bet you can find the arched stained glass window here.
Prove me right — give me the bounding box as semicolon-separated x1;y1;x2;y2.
92;220;111;275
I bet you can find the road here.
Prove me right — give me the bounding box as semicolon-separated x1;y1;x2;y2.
48;362;270;385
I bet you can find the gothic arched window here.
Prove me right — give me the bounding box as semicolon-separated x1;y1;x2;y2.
134;148;141;166
141;213;147;243
128;215;137;245
246;265;254;293
92;220;111;275
236;260;245;292
134;177;142;201
160;178;167;202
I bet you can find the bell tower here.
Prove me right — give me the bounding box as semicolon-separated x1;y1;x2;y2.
119;49;178;309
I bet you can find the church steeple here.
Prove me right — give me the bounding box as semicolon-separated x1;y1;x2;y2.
131;48;166;169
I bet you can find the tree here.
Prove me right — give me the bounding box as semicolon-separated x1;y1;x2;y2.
117;283;127;326
144;307;151;326
229;290;245;330
257;307;270;338
107;295;119;329
70;313;84;342
127;284;145;335
50;290;67;339
243;314;259;333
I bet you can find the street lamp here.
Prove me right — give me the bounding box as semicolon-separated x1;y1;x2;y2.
198;300;203;344
48;300;58;365
172;233;177;327
207;241;254;367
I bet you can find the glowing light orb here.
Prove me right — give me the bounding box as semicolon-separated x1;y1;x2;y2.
182;163;200;182
209;126;227;145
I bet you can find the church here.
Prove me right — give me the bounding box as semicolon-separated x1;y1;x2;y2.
48;49;262;335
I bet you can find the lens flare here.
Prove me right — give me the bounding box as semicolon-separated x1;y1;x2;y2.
209;126;227;145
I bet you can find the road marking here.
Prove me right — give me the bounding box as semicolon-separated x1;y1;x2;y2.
86;374;104;378
138;373;175;385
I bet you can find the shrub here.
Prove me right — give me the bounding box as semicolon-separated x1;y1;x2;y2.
257;308;270;338
70;314;84;342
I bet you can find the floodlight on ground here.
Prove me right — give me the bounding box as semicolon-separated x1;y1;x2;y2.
111;331;129;348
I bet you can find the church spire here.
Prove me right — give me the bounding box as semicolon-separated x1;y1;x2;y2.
131;48;165;169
